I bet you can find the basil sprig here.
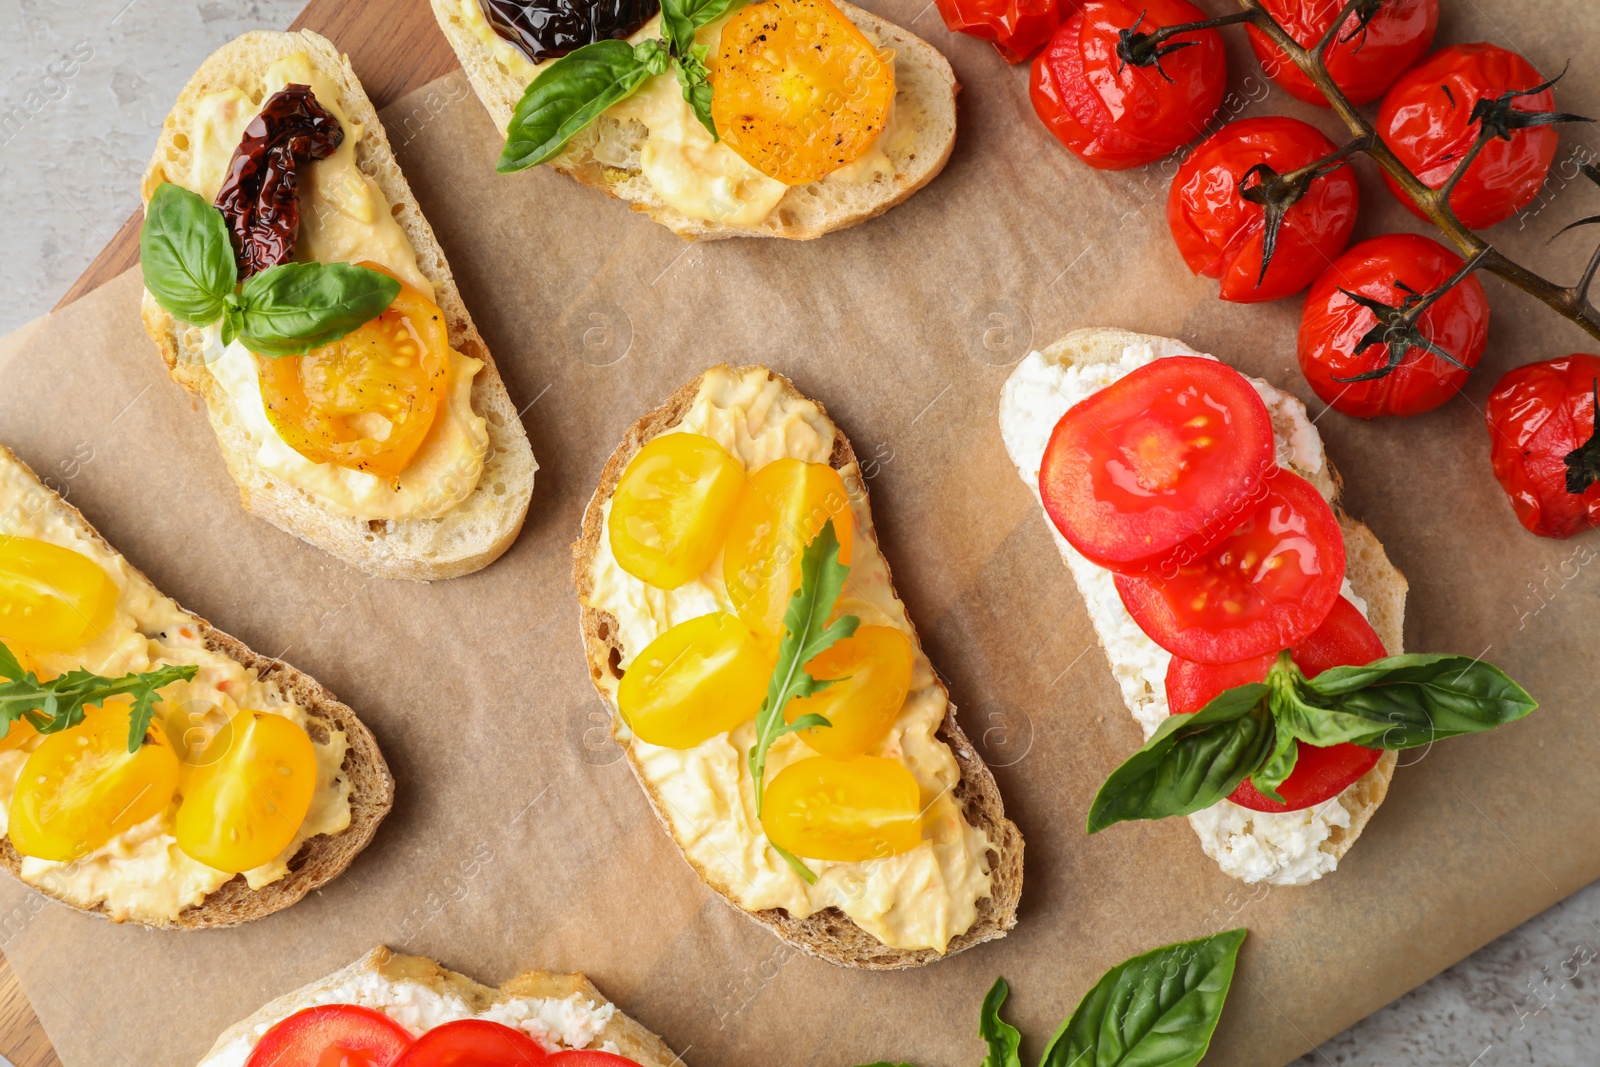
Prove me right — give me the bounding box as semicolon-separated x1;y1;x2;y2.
497;0;744;172
140;182;400;357
0;642;197;754
862;930;1246;1067
1088;652;1538;833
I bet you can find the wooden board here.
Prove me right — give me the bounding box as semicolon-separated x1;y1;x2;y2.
10;1;455;1062
51;0;457;310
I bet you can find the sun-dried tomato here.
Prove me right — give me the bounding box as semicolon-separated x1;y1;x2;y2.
483;0;660;61
213;84;344;278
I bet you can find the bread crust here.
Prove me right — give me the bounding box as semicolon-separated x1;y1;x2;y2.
572;366;1023;968
139;29;535;581
197;946;682;1066
0;446;394;929
430;0;959;240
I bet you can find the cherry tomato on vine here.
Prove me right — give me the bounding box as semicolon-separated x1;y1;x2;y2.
1298;233;1490;418
1038;356;1276;574
1246;0;1437;106
1114;468;1346;663
935;0;1073;63
1030;0;1226;170
1485;353;1600;539
1376;43;1562;230
1168;117;1360;303
246;1004;413;1067
1167;595;1386;813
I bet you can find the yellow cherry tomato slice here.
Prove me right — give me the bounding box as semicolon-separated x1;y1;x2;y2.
0;648;40;752
711;0;895;185
9;700;180;862
786;625;913;756
175;710;317;874
723;458;854;640
617;613;774;749
258;264;448;480
760;755;921;861
609;433;747;589
0;536;117;654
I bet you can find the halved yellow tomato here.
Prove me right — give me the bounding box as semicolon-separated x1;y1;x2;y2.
258;264;447;480
0;537;117;654
609;433;746;589
617;613;773;749
723;458;854;640
175;710;317;874
760;755;922;861
711;0;895;185
9;700;180;862
786;625;913;756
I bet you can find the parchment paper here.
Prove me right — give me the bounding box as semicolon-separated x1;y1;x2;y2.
2;1;1598;1063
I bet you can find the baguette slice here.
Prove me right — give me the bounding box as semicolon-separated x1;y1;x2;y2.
573;365;1023;968
431;0;958;240
1000;328;1407;885
197;946;682;1067
0;445;393;928
139;29;535;581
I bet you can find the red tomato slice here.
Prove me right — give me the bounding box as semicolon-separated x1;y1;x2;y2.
1114;468;1345;662
246;1004;413;1067
548;1053;642;1067
392;1019;550;1066
1165;596;1385;813
1039;356;1275;574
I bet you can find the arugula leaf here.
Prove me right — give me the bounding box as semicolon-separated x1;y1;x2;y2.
140;182;236;328
1087;684;1275;833
234;261;401;356
748;519;858;817
979;978;1022;1067
0;642;197;753
674;43;717;140
1039;930;1246;1067
498;39;666;173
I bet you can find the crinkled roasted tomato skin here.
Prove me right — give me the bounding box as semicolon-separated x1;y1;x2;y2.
1246;0;1437;106
1485;353;1600;539
937;0;1070;63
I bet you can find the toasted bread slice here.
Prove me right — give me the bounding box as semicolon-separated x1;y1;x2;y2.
0;445;393;928
431;0;958;240
197;946;682;1066
1000;328;1408;885
139;29;535;581
573;366;1023;968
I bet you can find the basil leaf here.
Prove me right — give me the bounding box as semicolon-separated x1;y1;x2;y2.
1291;654;1537;750
675;44;717;140
1087;684;1274;833
662;0;745;52
979;978;1022;1067
235;262;401;357
1040;929;1246;1067
497;39;662;173
1250;724;1299;804
140;182;236;327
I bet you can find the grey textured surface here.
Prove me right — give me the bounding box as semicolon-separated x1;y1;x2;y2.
2;1;1599;1065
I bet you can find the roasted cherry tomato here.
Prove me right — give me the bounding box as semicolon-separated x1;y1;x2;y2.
935;0;1069;64
1039;356;1275;574
1246;0;1437;106
1166;596;1385;812
175;710;317;873
608;433;746;589
617;613;774;748
761;755;922;861
1485;353;1600;539
723;458;854;640
1030;0;1225;170
0;537;118;654
1114;468;1346;662
711;0;895;185
259;265;446;480
786;625;914;756
392;1018;550;1066
1376;43;1560;230
245;1004;413;1067
1298;233;1490;418
9;700;181;862
1168;117;1360;303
